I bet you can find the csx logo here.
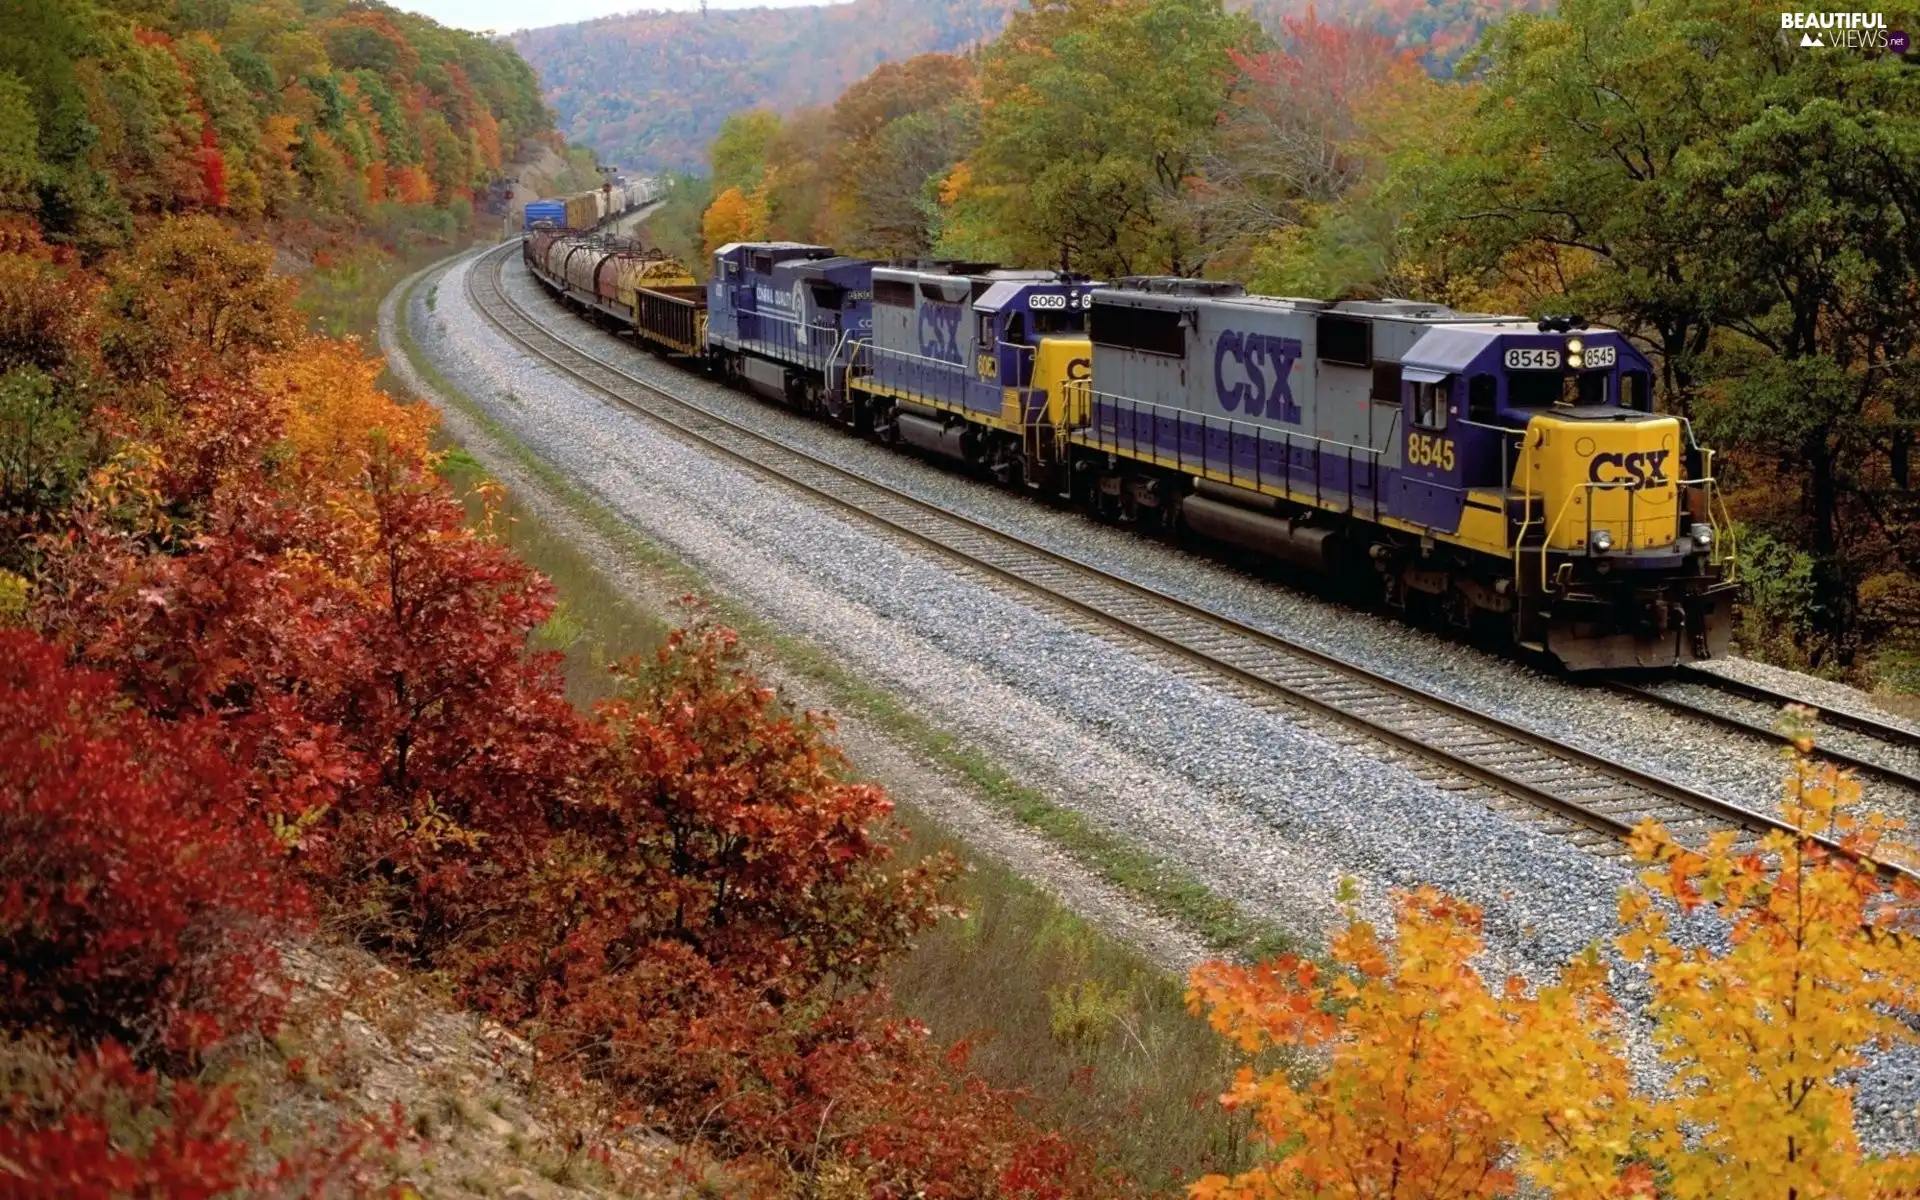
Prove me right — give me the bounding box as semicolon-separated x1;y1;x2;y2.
1067;358;1091;381
1214;330;1303;423
918;302;964;364
1588;449;1671;489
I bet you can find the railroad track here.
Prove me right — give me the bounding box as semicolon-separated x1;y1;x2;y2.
464;240;1914;881
1612;669;1920;792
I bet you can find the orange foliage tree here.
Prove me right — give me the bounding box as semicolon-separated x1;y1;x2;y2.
1190;718;1920;1198
701;185;768;252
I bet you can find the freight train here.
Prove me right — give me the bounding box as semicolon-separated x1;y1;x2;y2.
522;176;663;233
524;234;1738;672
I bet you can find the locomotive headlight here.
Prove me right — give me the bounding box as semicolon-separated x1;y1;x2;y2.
1567;338;1584;353
1690;522;1714;550
1567;351;1585;369
1591;529;1614;553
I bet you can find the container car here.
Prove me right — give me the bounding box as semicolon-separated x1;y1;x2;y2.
522;199;566;230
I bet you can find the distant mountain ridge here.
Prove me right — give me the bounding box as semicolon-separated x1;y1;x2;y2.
513;0;1549;176
512;0;1021;173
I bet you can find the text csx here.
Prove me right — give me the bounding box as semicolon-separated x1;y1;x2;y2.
1214;331;1303;423
1588;449;1671;489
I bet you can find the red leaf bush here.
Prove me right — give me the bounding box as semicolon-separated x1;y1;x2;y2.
0;631;305;1058
0;1038;398;1199
454;623;1111;1194
36;453;588;960
0;1041;255;1200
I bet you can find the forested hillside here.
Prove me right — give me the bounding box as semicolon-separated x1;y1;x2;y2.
1248;0;1553;70
3;0;558;258
513;0;1015;172
513;0;1542;174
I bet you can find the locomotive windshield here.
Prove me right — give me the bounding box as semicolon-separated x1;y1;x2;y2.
1508;369;1607;409
1028;305;1084;335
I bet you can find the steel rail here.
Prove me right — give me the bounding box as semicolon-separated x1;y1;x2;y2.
466;241;1918;884
1676;667;1920;753
1608;680;1920;793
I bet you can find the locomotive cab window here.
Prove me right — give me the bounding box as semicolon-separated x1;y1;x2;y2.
1622;370;1651;412
1029;305;1080;335
1468;374;1497;423
1509;370;1603;409
1412;380;1449;430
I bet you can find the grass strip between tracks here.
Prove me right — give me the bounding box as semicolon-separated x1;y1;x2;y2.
393;262;1295;964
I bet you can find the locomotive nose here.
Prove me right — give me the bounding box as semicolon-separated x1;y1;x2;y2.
1523;413;1681;554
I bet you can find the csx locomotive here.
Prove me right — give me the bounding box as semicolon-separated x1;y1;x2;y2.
525;232;1736;671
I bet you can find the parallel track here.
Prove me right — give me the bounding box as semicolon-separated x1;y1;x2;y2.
1613;670;1920;792
466;240;1914;881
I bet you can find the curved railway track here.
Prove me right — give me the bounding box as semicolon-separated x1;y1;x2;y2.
464;240;1915;882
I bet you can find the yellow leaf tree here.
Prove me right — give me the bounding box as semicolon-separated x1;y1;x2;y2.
1619;713;1920;1198
1191;722;1920;1199
257;337;432;486
1188;888;1628;1200
700;185;767;254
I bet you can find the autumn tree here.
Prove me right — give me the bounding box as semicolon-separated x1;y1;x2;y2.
825;54;980;257
951;0;1260;275
1201;12;1465;291
97;215;300;386
702;184;767;252
708;109;784;197
1191;723;1920;1197
1189;886;1627;1199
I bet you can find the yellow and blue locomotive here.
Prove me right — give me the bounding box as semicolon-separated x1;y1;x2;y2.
525;240;1736;671
1067;280;1734;671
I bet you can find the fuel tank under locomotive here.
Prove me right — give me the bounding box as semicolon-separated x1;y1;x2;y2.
1176;481;1338;572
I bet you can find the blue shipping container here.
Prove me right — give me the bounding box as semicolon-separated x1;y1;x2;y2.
523;200;567;231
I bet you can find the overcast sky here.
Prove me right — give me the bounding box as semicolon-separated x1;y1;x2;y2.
396;0;830;35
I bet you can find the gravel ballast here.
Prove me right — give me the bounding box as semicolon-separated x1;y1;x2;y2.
394;246;1920;1140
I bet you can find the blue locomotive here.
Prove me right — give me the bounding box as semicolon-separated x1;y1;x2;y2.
524;237;1736;671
